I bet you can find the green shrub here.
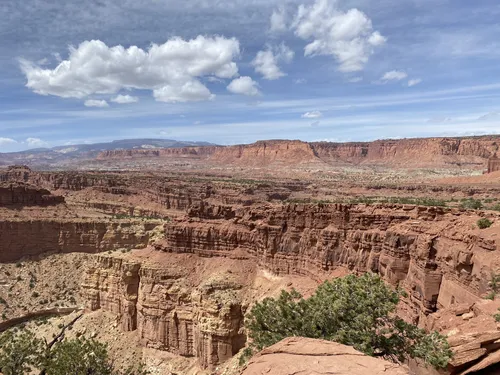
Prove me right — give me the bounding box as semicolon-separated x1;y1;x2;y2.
461;199;483;210
244;273;452;369
494;310;500;322
0;328;149;375
477;218;493;229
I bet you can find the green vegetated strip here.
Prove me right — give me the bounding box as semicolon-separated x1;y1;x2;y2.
242;273;453;369
286;196;500;211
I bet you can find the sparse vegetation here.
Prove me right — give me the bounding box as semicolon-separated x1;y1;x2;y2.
285;196;448;207
242;273;453;369
485;273;500;300
477;218;493;229
460;198;483;210
0;327;149;375
494;309;500;322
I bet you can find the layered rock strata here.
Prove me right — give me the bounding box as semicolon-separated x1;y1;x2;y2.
0;219;163;262
82;255;246;369
156;203;499;323
488;154;500;173
0;183;64;206
94;136;500;169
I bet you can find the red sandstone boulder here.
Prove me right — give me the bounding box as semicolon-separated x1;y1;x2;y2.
239;337;409;375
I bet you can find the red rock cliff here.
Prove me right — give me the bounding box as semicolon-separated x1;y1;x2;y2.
156;203;499;323
93;136;500;169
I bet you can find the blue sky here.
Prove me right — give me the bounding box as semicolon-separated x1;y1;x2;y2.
1;0;500;151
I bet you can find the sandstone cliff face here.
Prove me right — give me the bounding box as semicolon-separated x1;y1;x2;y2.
0;220;163;262
82;255;246;369
78;202;500;371
156;203;499;324
488;154;500;173
208;140;320;167
93;136;500;169
0;183;64;206
312;136;500;167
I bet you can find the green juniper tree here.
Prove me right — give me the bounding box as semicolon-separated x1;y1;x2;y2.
243;273;452;369
0;328;148;375
0;329;43;375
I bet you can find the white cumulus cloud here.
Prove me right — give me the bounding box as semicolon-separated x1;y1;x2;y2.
111;94;139;104
25;138;48;148
270;7;288;33
302;111;323;119
252;43;295;80
227;76;261;96
381;70;408;82
20;36;241;103
0;138;17;146
84;99;109;108
408;78;422;87
292;0;386;72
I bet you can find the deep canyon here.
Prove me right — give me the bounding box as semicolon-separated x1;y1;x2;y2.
1;137;500;375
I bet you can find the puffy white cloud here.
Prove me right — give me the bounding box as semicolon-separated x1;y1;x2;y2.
408;78;423;87
111;94;139;104
227;76;261;96
381;70;408;82
302;110;323;119
270;7;288;33
153;81;214;103
84;99;109;108
0;138;17;146
252;43;295;80
20;36;240;103
368;32;386;47
25;138;48;148
292;0;386;72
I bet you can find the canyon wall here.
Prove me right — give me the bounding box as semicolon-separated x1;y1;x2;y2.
157;203;499;323
80;202;500;370
94;136;500;169
488;154;500;173
0;219;163;262
82;255;246;370
313;137;500;167
0;183;64;206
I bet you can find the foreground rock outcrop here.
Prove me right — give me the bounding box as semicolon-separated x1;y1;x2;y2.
240;337;409;375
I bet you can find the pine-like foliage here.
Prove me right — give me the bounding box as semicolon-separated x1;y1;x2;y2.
244;273;452;369
0;329;148;375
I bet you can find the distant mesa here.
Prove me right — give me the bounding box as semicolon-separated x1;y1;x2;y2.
97;135;500;170
2;136;500;170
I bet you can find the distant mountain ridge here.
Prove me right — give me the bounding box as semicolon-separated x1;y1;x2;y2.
0;139;216;166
